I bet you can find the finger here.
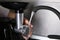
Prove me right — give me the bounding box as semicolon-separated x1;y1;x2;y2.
25;19;33;27
29;27;32;37
23;18;33;39
27;25;33;38
30;24;33;28
24;19;29;25
23;36;28;40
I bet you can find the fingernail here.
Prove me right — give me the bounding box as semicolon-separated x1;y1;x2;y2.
31;25;33;28
25;19;29;24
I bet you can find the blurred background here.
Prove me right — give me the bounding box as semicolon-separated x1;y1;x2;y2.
0;0;60;40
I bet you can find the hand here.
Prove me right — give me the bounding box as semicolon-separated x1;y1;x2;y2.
22;18;33;40
8;10;33;40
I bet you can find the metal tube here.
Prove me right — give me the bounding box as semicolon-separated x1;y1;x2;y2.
29;12;34;25
16;10;24;29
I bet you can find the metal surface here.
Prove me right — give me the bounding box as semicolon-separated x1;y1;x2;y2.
31;2;60;40
33;6;60;19
1;0;60;3
29;12;34;24
16;10;23;29
31;35;59;40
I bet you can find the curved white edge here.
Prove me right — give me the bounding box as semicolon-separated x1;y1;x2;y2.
31;35;59;40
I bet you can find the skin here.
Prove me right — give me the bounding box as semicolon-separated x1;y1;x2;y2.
8;10;33;40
